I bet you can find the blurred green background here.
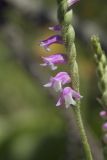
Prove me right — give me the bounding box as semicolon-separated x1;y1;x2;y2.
0;0;107;159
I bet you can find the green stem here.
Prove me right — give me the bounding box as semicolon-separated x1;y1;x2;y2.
57;0;93;159
74;105;93;160
91;35;107;107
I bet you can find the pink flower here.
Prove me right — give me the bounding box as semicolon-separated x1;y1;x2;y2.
68;0;79;7
56;87;83;108
102;122;107;132
44;72;71;92
40;35;63;51
40;54;67;70
100;110;107;119
49;25;62;31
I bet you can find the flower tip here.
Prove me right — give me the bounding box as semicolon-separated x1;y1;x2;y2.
40;63;47;66
40;42;51;51
40;42;44;47
56;103;60;107
56;101;61;107
46;47;51;52
48;25;61;31
48;27;53;30
71;100;77;106
43;83;51;87
51;65;58;70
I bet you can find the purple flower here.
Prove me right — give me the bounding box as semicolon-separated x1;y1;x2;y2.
100;110;107;119
68;0;79;7
56;87;83;108
44;72;71;92
40;54;67;70
49;25;62;31
102;122;107;132
40;35;63;51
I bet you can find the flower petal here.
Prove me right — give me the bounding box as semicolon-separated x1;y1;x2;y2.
64;94;76;107
50;63;58;70
49;25;62;31
56;98;62;106
43;82;52;87
40;63;47;66
68;0;79;7
53;80;62;92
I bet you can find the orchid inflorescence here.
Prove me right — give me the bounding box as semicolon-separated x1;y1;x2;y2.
40;1;93;159
39;0;82;109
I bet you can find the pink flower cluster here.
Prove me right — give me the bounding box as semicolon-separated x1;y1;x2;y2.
100;110;107;143
39;0;82;108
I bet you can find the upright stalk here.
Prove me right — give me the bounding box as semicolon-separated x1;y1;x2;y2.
91;35;107;108
57;0;93;159
91;35;107;159
74;106;93;160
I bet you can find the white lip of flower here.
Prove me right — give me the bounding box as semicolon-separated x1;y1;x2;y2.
40;42;51;51
52;80;62;92
40;62;57;70
56;98;62;107
44;80;62;92
49;63;58;70
64;94;76;108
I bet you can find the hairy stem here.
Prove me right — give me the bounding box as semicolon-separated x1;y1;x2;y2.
57;0;93;159
74;106;93;160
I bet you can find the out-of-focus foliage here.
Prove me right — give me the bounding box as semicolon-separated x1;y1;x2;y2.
75;0;107;28
0;39;67;160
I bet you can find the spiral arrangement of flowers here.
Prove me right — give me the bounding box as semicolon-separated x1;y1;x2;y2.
39;1;93;160
40;1;82;109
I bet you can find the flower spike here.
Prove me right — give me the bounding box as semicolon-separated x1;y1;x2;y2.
40;35;63;51
44;72;71;92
